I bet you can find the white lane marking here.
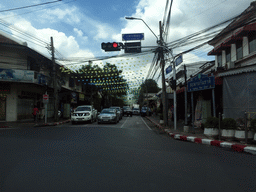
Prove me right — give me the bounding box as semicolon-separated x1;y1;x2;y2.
120;116;130;128
141;116;152;130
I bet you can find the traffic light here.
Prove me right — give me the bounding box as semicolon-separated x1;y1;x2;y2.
101;42;123;52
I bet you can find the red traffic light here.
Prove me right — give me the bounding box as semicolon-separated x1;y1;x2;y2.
101;42;123;52
113;42;118;48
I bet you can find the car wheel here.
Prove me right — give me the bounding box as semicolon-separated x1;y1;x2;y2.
72;121;76;125
90;118;93;124
98;122;101;124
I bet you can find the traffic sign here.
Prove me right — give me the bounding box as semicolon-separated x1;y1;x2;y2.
43;94;49;104
125;42;141;53
122;33;144;41
43;94;49;100
175;55;183;66
166;66;172;74
188;74;215;92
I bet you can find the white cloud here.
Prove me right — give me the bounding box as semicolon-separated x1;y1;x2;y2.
8;18;94;61
74;28;83;37
39;6;81;24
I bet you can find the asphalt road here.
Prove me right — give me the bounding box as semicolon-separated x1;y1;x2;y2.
1;115;256;192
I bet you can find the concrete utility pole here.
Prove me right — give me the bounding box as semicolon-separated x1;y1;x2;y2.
159;21;168;126
184;64;188;126
125;17;168;126
51;37;58;122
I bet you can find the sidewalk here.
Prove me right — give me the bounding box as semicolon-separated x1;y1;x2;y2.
146;114;256;156
0;117;70;129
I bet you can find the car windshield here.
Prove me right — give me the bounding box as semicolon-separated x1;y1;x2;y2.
75;106;91;111
142;107;147;110
101;109;115;114
134;108;139;110
110;107;120;111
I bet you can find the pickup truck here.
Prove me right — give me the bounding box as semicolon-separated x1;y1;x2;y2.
71;105;98;124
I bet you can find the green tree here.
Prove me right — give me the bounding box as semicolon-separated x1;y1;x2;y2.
69;62;128;110
138;79;160;106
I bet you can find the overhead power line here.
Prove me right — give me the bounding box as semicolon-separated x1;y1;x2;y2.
0;0;62;13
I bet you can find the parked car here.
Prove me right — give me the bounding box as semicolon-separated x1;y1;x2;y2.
140;106;152;117
110;106;122;120
123;106;133;117
132;107;140;115
71;105;97;124
98;108;118;124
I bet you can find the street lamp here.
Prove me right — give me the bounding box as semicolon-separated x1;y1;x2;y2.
125;17;159;41
125;17;168;126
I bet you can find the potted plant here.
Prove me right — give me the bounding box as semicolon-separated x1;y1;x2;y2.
235;117;254;142
221;118;236;141
204;116;219;138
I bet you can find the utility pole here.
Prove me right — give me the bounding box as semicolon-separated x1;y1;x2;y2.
159;21;168;126
184;64;188;126
173;61;177;130
51;37;58;122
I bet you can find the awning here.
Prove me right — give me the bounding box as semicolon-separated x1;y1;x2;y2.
217;65;256;77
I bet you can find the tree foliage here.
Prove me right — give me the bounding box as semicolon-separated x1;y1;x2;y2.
63;62;128;110
138;79;160;106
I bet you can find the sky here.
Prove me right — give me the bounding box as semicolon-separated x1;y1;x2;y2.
0;0;254;95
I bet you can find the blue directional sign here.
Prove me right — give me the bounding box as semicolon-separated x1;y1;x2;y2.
175;55;183;66
122;33;144;41
166;65;172;74
188;73;215;92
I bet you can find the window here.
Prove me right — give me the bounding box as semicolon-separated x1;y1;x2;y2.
217;54;222;67
249;31;256;54
236;41;243;60
226;49;231;64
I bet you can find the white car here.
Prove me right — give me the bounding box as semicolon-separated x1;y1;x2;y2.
98;108;118;124
71;105;97;124
132;107;140;115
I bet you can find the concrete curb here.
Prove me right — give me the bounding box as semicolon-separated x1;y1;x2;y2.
146;116;256;156
34;120;71;127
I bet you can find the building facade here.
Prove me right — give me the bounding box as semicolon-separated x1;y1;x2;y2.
0;31;84;122
208;1;256;120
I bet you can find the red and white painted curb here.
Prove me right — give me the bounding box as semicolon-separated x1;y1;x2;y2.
146;116;256;156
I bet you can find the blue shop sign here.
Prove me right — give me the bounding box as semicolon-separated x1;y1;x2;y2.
188;73;215;92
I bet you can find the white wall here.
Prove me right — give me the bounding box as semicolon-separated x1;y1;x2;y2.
6;84;18;121
243;36;249;57
231;44;236;62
